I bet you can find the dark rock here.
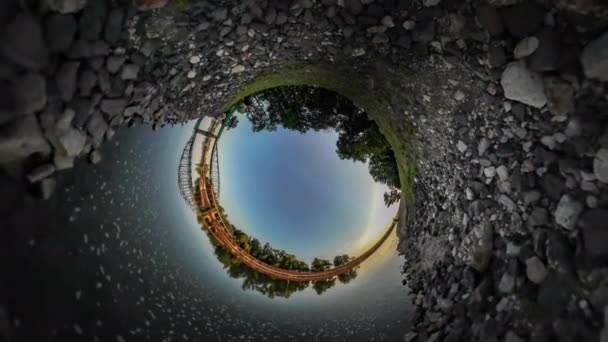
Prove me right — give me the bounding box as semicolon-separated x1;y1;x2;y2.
502;2;545;38
0;13;48;70
537;272;570;321
578;209;608;260
581;31;608;81
104;8;124;44
85;112;108;143
55;61;80;102
412;21;434;43
211;7;228;22
0;115;51;163
525;256;548;284
0;81;16;125
66;40;110;59
78;69;97;97
106;56;126;74
527;207;549;227
546;231;575;275
70;98;93;128
26;164;55;183
45;14;77;53
46;0;88;13
79;0;108;40
14;72;46;114
543;77;574;116
100;98;127;116
488;44;507;68
476;5;503;36
528;28;560;72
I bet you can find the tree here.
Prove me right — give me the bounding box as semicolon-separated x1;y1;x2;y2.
311;258;332;272
383;187;401;207
313;278;336;295
338;269;358;284
333;254;351;267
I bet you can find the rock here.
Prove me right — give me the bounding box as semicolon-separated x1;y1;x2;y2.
504;331;525;342
502;2;545;38
55;108;75;133
189;56;201;64
500;61;547;108
484;166;496;178
46;0;88;13
594;149;608;183
106;56;126;74
412;22;434;43
187;70;197;79
381;16;394;28
15;72;46;114
44;14;77;52
27;164;56;183
211;7;228;22
58;129;86;157
457;140;468;153
133;0;168;10
89;149;102;164
79;0;107;41
554;194;584;230
544;77;574;116
476;5;503;36
104;8;124;44
488;45;507;68
528;28;560;71
86;112;108;143
423;0;440;6
458;220;493;272
100;99;128;116
578;209;608;260
581;31;608;81
478;138;490;156
56;61;80;102
513;36;539;59
120;64;140;80
0;13;48;70
402;20;415;31
498;194;517;211
40;177;56;199
66;40;110;59
54;150;75;170
527;207;549;227
403;332;417;342
454;90;465;101
523;190;541;206
0;116;51;163
496;165;509;181
498;273;515;293
525;256;548;284
231;65;245;74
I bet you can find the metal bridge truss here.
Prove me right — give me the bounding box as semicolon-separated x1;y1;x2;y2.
210;143;220;201
178;133;197;211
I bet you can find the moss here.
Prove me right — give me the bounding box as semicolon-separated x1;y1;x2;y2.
224;62;418;206
172;0;191;12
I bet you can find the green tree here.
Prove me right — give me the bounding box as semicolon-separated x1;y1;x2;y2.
311;258;332;272
313;278;336;295
333;254;351;267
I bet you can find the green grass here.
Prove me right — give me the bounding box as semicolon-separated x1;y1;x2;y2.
172;0;191;12
224;62;417;207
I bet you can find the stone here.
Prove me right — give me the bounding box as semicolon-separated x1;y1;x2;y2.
594;149;608;184
528;28;560;71
412;22;435;43
231;65;245;74
484;166;496;178
454;90;465;101
40;178;56;200
476;5;503;36
423;0;440;6
54;150;75;170
527;207;549;227
478;138;490;156
498;273;515;293
498;194;517;211
501;61;547;108
104;8;124;44
504;331;525;342
46;0;87;13
187;70;196;79
488;45;507;68
86;112;108;143
27;164;56;183
66;40;110;59
544;77;574;116
79;0;107;41
502;2;545;38
133;0;168;10
45;14;77;52
56;61;80;102
381;16;394;28
578;209;608;260
90;149;102;164
581;31;608;81
55;108;75;133
525;256;548;284
513;36;539;59
58;129;86;157
496;165;509;181
554;194;584;230
402;20;416;31
211;8;228;22
15;72;46;114
458;220;493;272
106;56;126;74
0;13;48;70
100;99;128;116
120;64;140;80
457;140;468;153
0;116;51;163
189;56;201;64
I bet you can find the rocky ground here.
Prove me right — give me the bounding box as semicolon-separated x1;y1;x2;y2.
1;0;607;341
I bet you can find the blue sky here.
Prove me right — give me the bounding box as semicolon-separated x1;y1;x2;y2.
217;116;397;261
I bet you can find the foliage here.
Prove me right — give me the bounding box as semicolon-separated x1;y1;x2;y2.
312;278;336;295
311;258;332;272
383;188;401;207
333;254;351;267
